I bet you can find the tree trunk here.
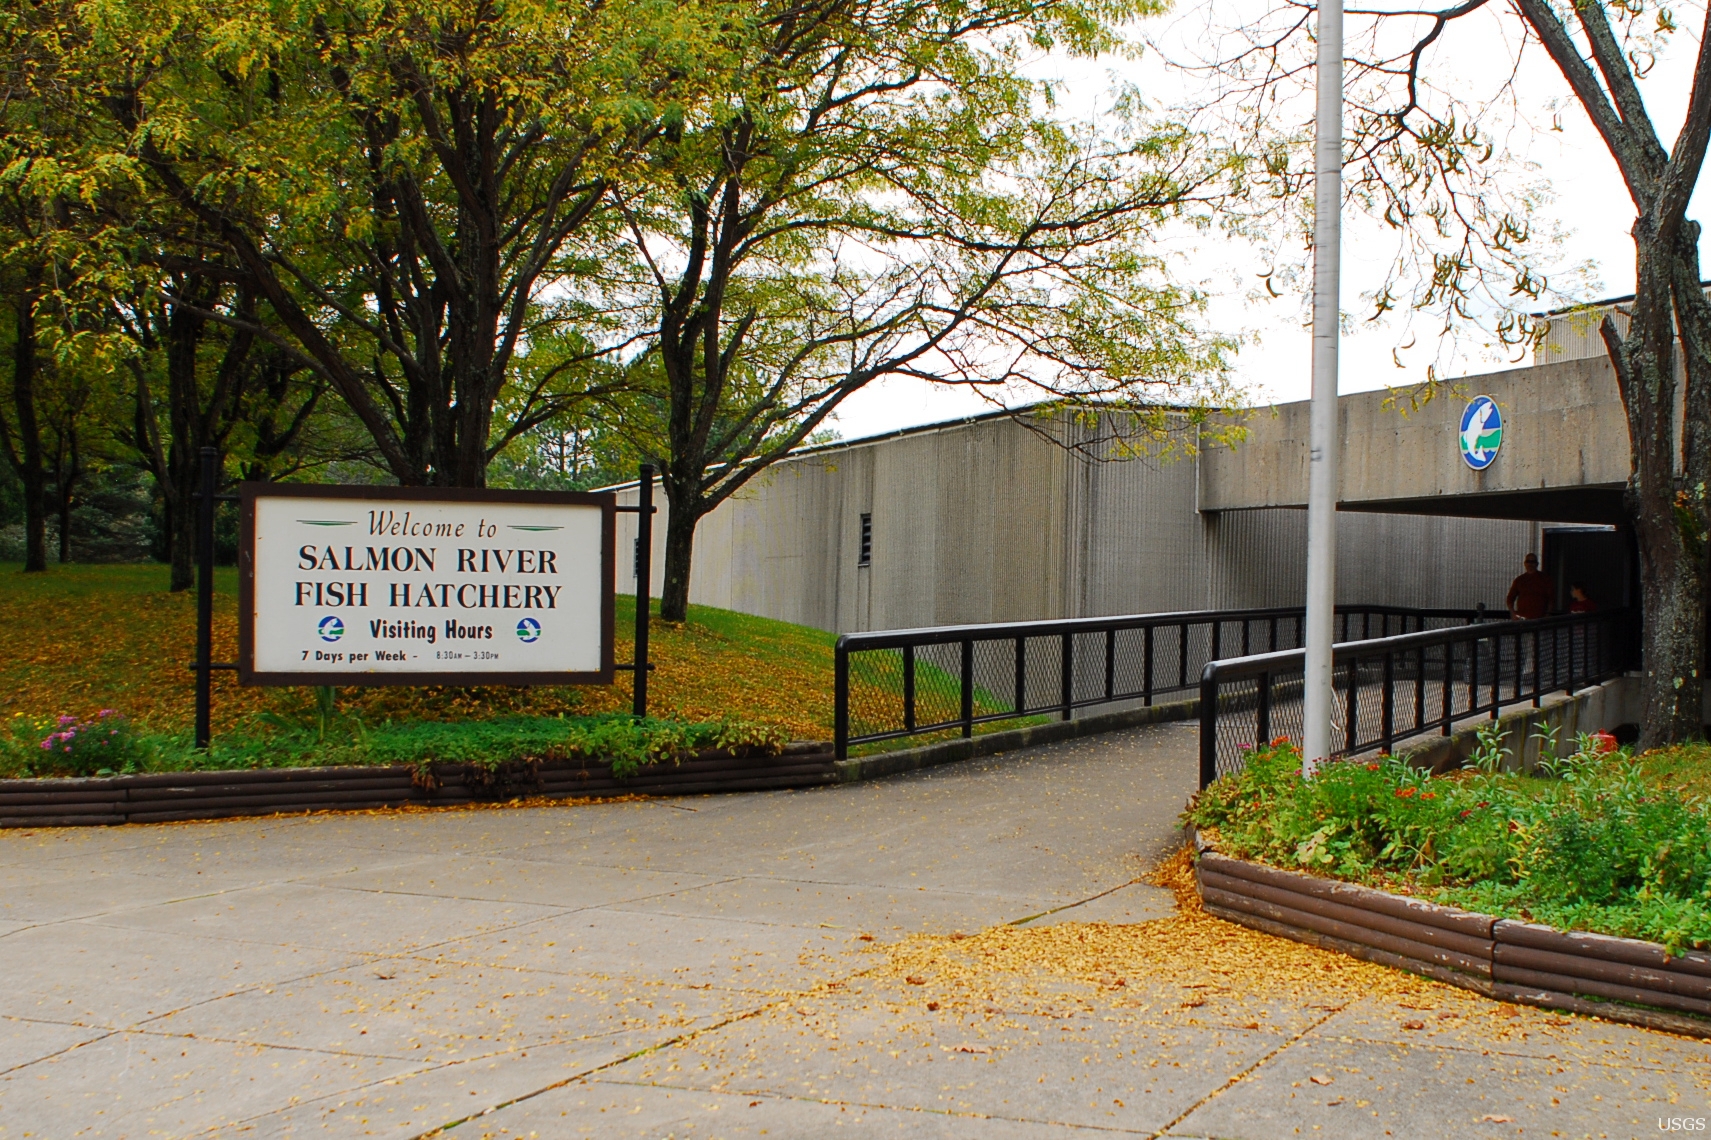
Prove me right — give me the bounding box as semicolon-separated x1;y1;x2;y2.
658;478;699;623
1605;226;1706;747
1630;489;1703;744
53;419;81;564
9;288;48;573
56;462;75;563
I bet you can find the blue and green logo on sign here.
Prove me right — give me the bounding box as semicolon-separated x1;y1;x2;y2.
516;618;542;643
1459;395;1503;470
318;615;344;642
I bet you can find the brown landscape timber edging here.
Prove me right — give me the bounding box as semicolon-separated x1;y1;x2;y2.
0;742;836;829
1191;832;1711;1039
834;697;1198;783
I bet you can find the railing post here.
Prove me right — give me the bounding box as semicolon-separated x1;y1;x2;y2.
902;645;917;732
194;446;216;751
961;638;974;738
1414;645;1426;732
1381;650;1395;755
1440;642;1453;735
1343;656;1360;755
1104;628;1115;701
1178;623;1189;688
1489;632;1501;719
1198;665;1219;789
834;639;850;761
1255;668;1271;746
1531;628;1541;708
1014;636;1027;713
1143;626;1154;707
1468;635;1481;719
1060;632;1074;721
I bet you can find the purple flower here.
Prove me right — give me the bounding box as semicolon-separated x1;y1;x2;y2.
58;715;76;727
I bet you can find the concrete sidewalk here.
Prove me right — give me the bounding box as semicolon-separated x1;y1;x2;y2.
0;722;1705;1138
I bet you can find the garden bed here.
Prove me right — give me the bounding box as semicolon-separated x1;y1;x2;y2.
0;741;836;828
1194;831;1711;1038
1187;732;1711;1037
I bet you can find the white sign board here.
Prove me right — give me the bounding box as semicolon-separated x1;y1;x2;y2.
239;486;614;685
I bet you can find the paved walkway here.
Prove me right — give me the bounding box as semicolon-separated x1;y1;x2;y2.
1;723;1705;1138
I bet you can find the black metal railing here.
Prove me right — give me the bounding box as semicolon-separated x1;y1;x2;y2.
833;604;1486;760
1197;609;1639;788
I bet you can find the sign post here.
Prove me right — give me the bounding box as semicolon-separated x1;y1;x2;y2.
630;465;655;717
194;448;218;748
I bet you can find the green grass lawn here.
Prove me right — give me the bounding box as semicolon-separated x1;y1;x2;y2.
0;561;836;743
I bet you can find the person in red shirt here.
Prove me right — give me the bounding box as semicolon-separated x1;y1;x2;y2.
1568;583;1597;613
1506;553;1553;619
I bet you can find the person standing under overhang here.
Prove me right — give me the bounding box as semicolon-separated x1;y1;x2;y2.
1506;553;1553;620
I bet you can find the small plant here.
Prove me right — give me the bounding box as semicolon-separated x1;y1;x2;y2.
1537;731;1620;782
314;686;338;743
256;685;352;745
1469;721;1511;775
34;710;144;777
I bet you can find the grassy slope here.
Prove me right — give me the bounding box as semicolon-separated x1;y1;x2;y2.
0;562;835;741
1635;742;1711;800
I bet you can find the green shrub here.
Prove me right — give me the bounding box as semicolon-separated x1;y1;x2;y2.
0;709;792;782
1188;737;1711;953
5;711;152;778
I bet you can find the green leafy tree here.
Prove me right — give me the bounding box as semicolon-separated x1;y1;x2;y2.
611;0;1241;621
1187;0;1711;746
0;0;130;572
76;0;736;487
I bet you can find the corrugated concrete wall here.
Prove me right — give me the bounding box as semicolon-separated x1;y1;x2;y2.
617;410;1545;633
1205;508;1541;611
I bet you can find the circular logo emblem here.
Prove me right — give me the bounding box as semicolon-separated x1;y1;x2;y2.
1459;395;1503;470
317;615;345;642
516;618;542;643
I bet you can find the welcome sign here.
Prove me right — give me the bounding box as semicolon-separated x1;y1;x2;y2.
238;485;614;685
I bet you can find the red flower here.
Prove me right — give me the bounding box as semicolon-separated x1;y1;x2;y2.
1422;792;1437;800
1271;736;1291;747
1458;809;1473;819
1366;762;1381;771
1394;787;1416;799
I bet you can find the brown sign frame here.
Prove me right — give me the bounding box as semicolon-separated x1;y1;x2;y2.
238;483;616;687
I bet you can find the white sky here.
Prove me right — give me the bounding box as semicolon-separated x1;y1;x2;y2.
829;0;1706;440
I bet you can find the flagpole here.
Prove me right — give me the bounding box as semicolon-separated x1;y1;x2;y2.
1301;0;1343;775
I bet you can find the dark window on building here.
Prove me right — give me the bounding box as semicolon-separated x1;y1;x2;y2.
859;513;872;566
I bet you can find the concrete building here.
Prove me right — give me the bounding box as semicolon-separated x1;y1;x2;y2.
613;302;1637;635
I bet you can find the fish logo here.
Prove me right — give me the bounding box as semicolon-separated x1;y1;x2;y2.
1460;396;1503;470
318;615;345;642
516;618;542;643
